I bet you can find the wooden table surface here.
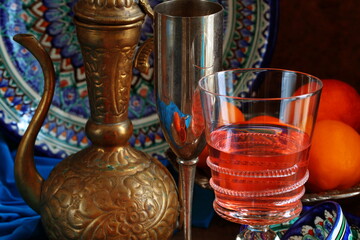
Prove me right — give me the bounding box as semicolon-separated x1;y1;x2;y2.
171;195;360;240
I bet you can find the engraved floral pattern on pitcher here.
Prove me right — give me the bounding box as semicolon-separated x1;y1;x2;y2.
81;46;136;123
40;147;179;240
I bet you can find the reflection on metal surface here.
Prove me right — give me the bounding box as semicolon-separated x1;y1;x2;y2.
302;184;360;203
153;1;223;239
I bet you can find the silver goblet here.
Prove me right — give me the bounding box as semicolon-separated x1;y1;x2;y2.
153;1;223;239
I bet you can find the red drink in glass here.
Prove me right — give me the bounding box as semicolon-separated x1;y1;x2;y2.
207;123;311;225
199;68;322;239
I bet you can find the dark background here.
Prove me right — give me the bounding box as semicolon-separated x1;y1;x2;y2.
269;0;360;92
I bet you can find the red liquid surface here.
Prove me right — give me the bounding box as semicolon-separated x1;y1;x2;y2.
207;123;311;225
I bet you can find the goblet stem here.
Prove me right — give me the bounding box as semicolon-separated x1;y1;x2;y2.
236;225;279;240
177;158;198;240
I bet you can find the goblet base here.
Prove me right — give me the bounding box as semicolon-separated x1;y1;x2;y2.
213;200;302;226
236;226;280;240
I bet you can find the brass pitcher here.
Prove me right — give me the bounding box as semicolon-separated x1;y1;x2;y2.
13;0;179;239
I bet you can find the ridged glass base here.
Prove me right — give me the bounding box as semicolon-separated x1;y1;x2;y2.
213;200;302;226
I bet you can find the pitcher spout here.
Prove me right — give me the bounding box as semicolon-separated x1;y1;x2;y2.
13;34;56;213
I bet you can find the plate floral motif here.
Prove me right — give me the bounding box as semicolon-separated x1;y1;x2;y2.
0;0;277;158
280;201;355;240
289;209;338;239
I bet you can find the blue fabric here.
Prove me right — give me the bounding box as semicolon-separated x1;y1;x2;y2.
0;134;42;240
0;133;215;239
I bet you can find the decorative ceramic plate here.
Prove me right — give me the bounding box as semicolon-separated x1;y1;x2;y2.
0;0;277;159
278;201;360;240
241;201;360;239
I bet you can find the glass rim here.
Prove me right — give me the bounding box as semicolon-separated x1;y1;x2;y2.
154;0;223;19
198;68;323;101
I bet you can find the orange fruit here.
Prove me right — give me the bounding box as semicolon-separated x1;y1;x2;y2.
218;101;245;125
306;120;360;192
283;82;322;134
248;115;314;134
317;79;360;132
292;81;322;97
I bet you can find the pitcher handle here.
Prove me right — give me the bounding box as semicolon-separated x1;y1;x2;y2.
134;0;154;74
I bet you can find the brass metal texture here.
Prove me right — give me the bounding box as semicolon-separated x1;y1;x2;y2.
73;0;145;25
134;38;154;75
40;146;179;240
74;20;141;124
13;0;180;239
13;34;55;214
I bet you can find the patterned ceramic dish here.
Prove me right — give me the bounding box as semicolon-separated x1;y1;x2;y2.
0;0;278;159
279;201;358;240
